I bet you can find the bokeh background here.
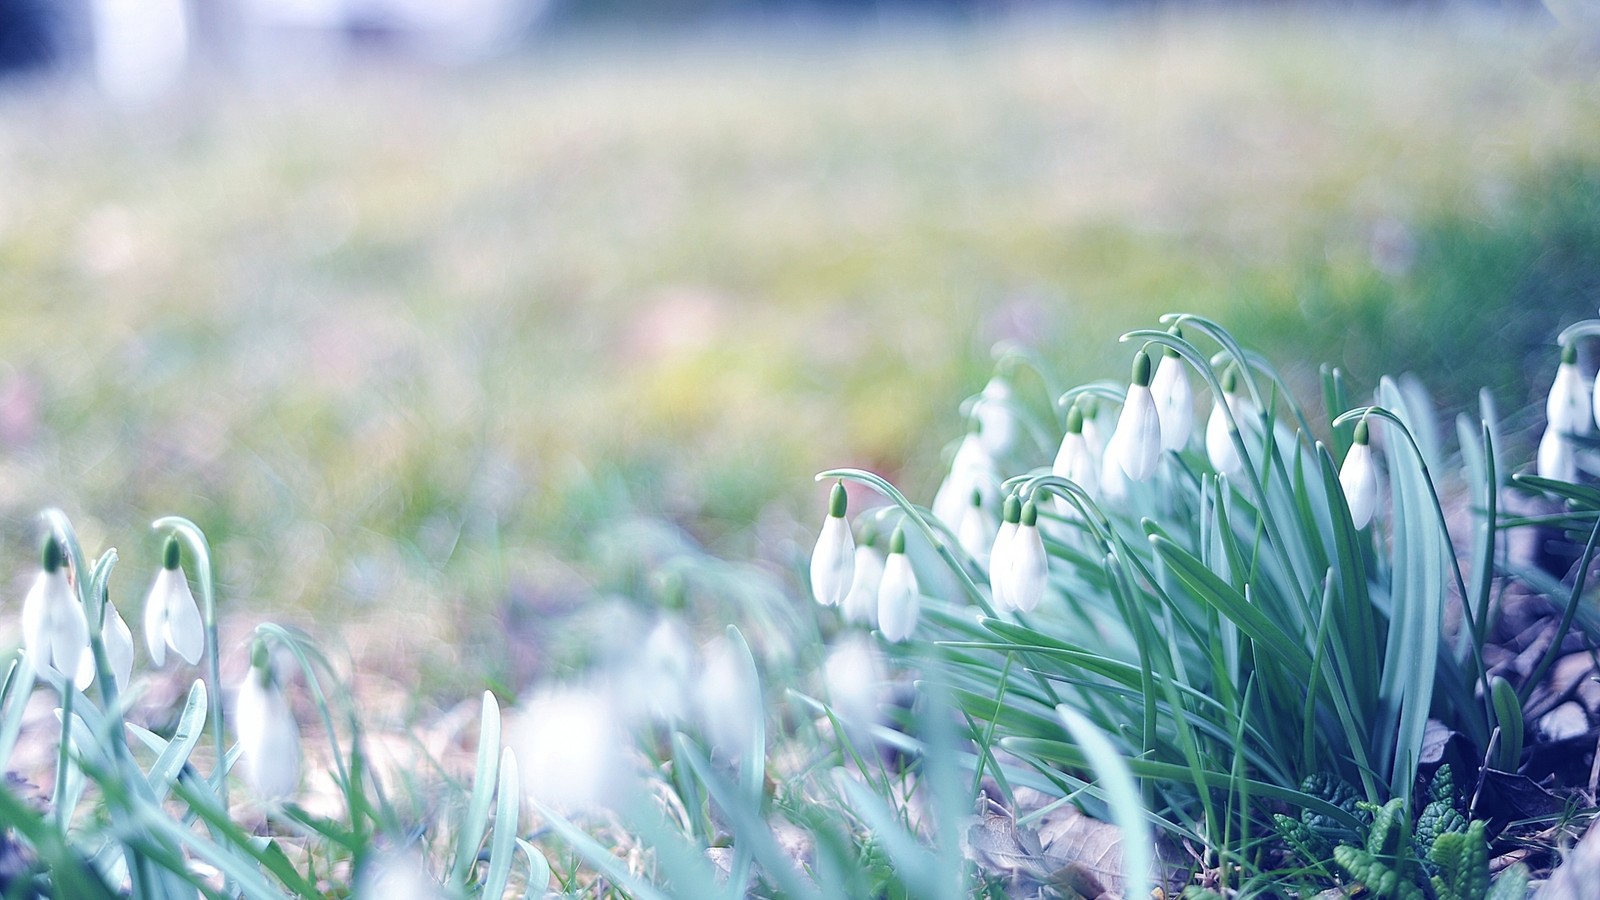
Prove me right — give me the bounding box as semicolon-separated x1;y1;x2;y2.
3;0;1600;706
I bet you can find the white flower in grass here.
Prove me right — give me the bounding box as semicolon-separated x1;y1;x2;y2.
1548;342;1592;437
1539;425;1578;482
957;488;998;570
144;537;204;667
1111;351;1162;481
355;847;443;900
1206;364;1248;477
1052;402;1099;499
1006;501;1048;613
22;536;93;690
973;376;1018;457
932;429;998;529
988;495;1022;611
823;634;885;731
696;634;762;761
1339;418;1380;530
809;483;855;607
516;683;626;813
1078;397;1108;461
1150;330;1194;452
102;598;135;691
841;539;885;627
637;618;694;723
877;526;920;643
235;640;300;803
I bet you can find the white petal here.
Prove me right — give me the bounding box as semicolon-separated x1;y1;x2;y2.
1151;356;1194;452
988;522;1017;611
144;569;173;667
103;604;135;691
1539;427;1577;482
876;554;920;643
1008;525;1048;613
809;516;856;607
696;636;761;760
957;502;997;570
1051;432;1099;498
823;635;884;729
932;435;995;527
22;570;58;671
1549;362;1592;436
164;571;205;666
1099;441;1130;501
1113;385;1162;481
236;671;301;802
1339;443;1379;529
50;591;91;689
841;546;885;627
515;685;625;812
1206;399;1243;476
974;378;1018;457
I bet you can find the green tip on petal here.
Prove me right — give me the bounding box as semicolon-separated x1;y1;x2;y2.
1562;342;1578;365
1221;363;1239;394
162;535;181;571
969;488;983;507
1002;494;1022;524
1353;418;1370;446
889;526;907;555
1131;351;1153;387
41;534;63;573
1081;396;1098;416
828;482;848;518
1021;501;1038;527
860;520;878;547
250;640;274;687
1066;403;1084;434
1164;324;1183;357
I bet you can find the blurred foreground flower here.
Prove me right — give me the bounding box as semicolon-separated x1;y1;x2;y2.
877;526;919;642
144;536;204;666
235;640;301;803
515;685;626;812
823;634;885;731
355;847;443;900
696;634;762;760
22;536;92;690
810;483;855;607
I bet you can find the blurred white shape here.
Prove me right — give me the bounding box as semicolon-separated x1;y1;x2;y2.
513;685;625;812
91;0;189;105
823;634;884;731
695;634;761;759
635;618;695;723
355;847;442;900
840;543;884;628
235;648;301;803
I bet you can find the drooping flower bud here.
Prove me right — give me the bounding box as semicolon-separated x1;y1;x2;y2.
22;535;92;690
1206;364;1247;476
932;428;998;529
1339;418;1380;529
1150;328;1194;452
988;494;1022;611
841;531;885;627
1111;351;1162;482
234;640;300;803
973;376;1018;458
957;488;997;570
1548;342;1592;437
1052;402;1099;499
877;526;920;643
143;537;204;667
809;483;855;607
1006;501;1048;613
102;596;135;691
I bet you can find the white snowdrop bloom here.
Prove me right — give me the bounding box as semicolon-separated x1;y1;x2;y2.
355;847;444;900
823;634;885;730
988;495;1022;611
1206;366;1249;477
102;599;135;691
1079;397;1108;461
22;537;92;691
957;489;998;570
1099;440;1131;502
877;527;920;643
1006;501;1049;613
932;430;998;528
1111;351;1162;482
696;634;762;760
144;537;204;667
1539;426;1578;482
841;542;885;627
1151;342;1194;452
516;684;626;812
1339;419;1380;530
973;377;1018;458
1052;403;1099;499
234;641;300;803
637;618;695;723
809;483;855;607
1548;343;1592;436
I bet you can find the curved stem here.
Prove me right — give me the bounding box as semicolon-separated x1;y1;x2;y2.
151;517;228;816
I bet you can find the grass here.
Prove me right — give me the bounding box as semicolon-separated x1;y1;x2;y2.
1;7;1599;701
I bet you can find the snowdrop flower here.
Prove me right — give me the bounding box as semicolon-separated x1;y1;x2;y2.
973;376;1018;458
1548;342;1592;437
988;495;1022;611
932;427;998;529
516;683;627;812
636;618;695;723
810;483;855;607
102;597;135;691
144;537;204;667
823;634;885;731
235;640;300;803
355;847;444;900
696;634;762;760
1005;501;1048;613
1339;418;1380;529
1150;333;1194;452
1206;364;1248;477
1110;350;1162;481
1078;397;1108;461
1539;425;1578;482
841;535;885;627
22;536;92;690
1052;402;1099;499
957;488;998;570
877;526;920;643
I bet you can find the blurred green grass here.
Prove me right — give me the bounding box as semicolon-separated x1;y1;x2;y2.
2;9;1598;696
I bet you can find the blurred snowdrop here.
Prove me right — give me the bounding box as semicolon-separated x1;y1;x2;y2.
823;634;885;731
515;684;626;812
632;618;695;723
972;376;1018;457
841;537;885;627
957;489;998;570
1548;342;1592;437
1110;351;1162;481
1078;397;1108;461
144;537;204;667
877;527;919;643
1052;402;1099;500
355;847;443;900
695;634;762;760
932;427;999;528
1339;418;1380;529
235;641;301;803
1003;501;1048;613
810;483;855;607
988;495;1021;611
1539;426;1578;481
1150;336;1194;452
1206;365;1249;477
22;536;93;690
102;598;135;691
